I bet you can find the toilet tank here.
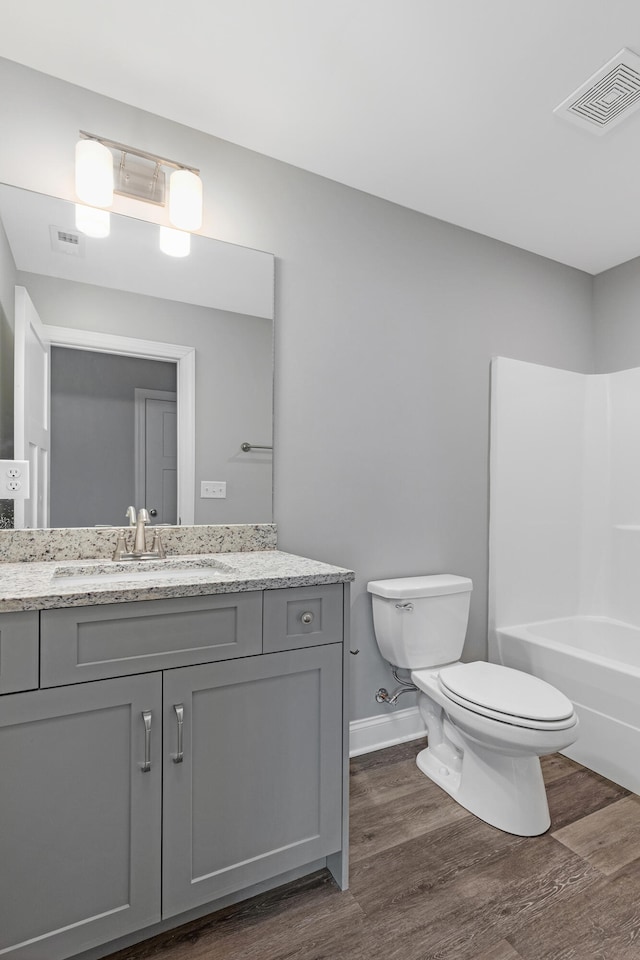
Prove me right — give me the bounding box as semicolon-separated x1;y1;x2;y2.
367;575;473;670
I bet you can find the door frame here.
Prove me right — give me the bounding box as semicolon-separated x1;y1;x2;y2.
14;286;51;529
46;326;195;525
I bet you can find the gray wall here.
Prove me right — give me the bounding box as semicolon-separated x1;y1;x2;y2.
0;57;595;722
17;272;273;525
593;257;640;372
275;202;594;719
50;347;176;527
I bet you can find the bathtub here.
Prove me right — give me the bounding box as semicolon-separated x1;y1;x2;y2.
492;616;640;793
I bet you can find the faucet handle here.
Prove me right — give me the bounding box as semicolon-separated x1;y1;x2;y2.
112;530;131;561
150;530;166;559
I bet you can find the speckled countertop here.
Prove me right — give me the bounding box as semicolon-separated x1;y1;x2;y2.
0;551;355;613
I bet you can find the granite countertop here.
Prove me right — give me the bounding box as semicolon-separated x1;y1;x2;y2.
0;551;355;613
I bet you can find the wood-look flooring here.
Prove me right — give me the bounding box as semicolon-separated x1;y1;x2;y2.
105;740;640;960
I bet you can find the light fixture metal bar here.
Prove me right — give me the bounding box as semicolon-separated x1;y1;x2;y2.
115;153;166;206
79;131;200;175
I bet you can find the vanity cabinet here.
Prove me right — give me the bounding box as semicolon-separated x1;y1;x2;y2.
0;582;348;960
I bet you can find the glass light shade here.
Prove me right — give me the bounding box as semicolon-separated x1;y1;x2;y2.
169;169;203;231
75;139;114;208
159;226;191;258
75;204;110;239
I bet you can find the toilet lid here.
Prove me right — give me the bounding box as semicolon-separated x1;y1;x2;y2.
438;662;575;724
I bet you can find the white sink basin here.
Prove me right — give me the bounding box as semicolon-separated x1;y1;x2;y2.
52;556;234;588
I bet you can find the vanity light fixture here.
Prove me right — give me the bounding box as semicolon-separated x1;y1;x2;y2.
74;132;203;248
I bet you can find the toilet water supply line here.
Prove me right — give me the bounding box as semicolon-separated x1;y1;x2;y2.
375;601;418;704
376;667;417;705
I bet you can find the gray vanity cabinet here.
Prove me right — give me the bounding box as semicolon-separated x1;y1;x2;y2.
0;672;162;960
162;643;343;917
0;582;348;960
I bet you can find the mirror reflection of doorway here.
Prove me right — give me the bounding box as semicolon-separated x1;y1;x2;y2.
134;388;177;525
50;348;177;527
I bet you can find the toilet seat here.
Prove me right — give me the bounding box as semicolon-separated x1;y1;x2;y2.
433;661;576;731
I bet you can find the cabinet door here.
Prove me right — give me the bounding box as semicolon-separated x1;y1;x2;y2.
0;673;162;960
162;645;343;917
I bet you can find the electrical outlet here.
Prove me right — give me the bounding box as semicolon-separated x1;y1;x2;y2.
0;460;30;499
200;481;227;499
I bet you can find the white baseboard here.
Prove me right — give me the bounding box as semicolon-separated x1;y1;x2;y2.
349;705;427;757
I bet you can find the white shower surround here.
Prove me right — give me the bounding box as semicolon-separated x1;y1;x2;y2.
489;357;640;792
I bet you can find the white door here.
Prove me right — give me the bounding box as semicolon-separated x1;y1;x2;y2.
134;389;177;524
14;286;50;528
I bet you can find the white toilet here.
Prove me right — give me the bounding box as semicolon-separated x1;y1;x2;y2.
367;574;579;836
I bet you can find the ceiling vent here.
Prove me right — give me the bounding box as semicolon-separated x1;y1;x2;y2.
49;224;85;257
554;48;640;134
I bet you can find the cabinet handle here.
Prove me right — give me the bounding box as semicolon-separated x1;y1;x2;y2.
301;611;314;625
173;703;184;763
141;710;152;772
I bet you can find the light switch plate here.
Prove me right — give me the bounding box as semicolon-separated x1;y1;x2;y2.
200;480;226;499
0;460;30;499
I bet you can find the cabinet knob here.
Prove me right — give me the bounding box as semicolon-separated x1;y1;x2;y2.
301;611;314;625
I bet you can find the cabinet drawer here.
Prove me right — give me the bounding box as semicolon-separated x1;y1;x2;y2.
263;584;343;653
0;611;39;695
40;593;262;687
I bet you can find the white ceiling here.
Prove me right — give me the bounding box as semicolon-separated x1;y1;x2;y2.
1;0;640;274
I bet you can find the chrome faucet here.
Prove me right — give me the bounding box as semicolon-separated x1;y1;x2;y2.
112;507;165;561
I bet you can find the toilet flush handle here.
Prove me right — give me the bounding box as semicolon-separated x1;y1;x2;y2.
395;602;414;612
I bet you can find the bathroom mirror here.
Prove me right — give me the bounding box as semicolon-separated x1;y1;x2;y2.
0;183;275;528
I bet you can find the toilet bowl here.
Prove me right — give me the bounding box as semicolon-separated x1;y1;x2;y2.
411;661;578;835
367;575;579;836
